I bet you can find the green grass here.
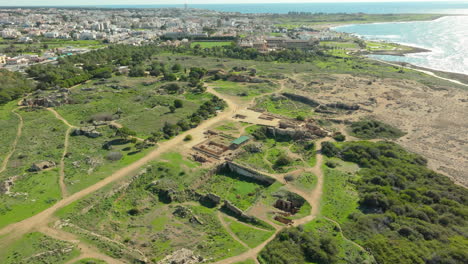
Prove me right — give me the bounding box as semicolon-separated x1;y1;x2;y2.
73;258;107;264
0;108;67;228
201;171;267;211
211;80;277;99
225;217;274;248
0;102;21;169
320;41;359;49
0;232;80;264
303;218;374;263
54;77;211;139
292;172;317;192
255;95;314;119
321;164;359;223
234;260;256;264
191;41;233;48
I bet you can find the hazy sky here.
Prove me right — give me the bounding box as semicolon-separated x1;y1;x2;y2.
2;0;467;7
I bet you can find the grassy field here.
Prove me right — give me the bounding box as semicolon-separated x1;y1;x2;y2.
303;218;374;263
190;41;233;48
211;80;278;100
73;258;107;264
201;170;268;211
255;94;315;119
0;102;21;169
321;163;360;223
0;108;67;228
223;216;274;248
55;76;212;138
0;232;80;264
55;156;248;262
0;39;106;56
320;41;359;49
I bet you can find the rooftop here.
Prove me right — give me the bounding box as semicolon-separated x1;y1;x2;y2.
231;136;250;145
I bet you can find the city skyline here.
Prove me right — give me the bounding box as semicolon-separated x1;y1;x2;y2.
2;0;467;7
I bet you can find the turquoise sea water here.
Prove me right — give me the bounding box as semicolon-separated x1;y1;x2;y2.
334;16;468;75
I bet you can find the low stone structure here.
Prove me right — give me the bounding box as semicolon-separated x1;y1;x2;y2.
158;248;203;264
72;126;102;138
30;161;56;172
274;199;299;214
224;161;275;185
223;200;254;221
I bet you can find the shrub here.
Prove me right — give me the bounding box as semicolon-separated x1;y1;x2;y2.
184;135;193;141
296;114;305;121
174;99;184;108
106;151;123;161
321;142;340;157
275;154;292;167
333;133;346;142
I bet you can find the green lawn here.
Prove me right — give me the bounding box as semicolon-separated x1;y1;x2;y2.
191;41;233;48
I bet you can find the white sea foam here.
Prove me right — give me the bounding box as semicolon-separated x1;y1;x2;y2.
335;16;468;75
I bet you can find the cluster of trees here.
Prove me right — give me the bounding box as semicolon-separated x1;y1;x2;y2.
157;96;226;140
0;69;34;104
26;44;165;89
260;227;339;264
323;141;468;264
168;45;324;63
350;119;405;139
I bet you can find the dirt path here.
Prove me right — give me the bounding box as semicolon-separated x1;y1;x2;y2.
0;108;23;175
217;211;249;249
46;108;76;198
37;225;125;264
322;217;366;252
0;88;238;243
212;137;331;264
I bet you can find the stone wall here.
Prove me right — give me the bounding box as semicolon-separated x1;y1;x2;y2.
224;161;275;185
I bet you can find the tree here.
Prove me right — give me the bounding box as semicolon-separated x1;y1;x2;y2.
321;142;340;157
116;126;137;140
169;105;176;113
174;99;184;108
163;72;177;81
171;63;182;72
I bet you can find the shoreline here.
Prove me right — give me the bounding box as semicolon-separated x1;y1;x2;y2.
370;58;468;88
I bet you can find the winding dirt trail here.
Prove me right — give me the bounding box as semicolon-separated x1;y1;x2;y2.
46;108;77;198
217;211;249;249
0;108;24;175
0;88;238;244
322;217;366;252
0;78;333;263
212;137;331;264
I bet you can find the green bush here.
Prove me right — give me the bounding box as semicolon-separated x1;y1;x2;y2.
350;119;404;139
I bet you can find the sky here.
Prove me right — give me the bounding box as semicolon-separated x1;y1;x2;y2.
2;0;467;7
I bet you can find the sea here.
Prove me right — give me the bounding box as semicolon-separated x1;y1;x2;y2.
95;2;468;15
334;16;468;75
42;1;468;75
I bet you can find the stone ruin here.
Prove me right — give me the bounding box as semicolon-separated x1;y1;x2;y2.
222;200;254;221
30;161;56;172
158;248;203;264
22;89;72;107
173;205;204;225
274;199;300;215
71;126;102;138
274;215;293;225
